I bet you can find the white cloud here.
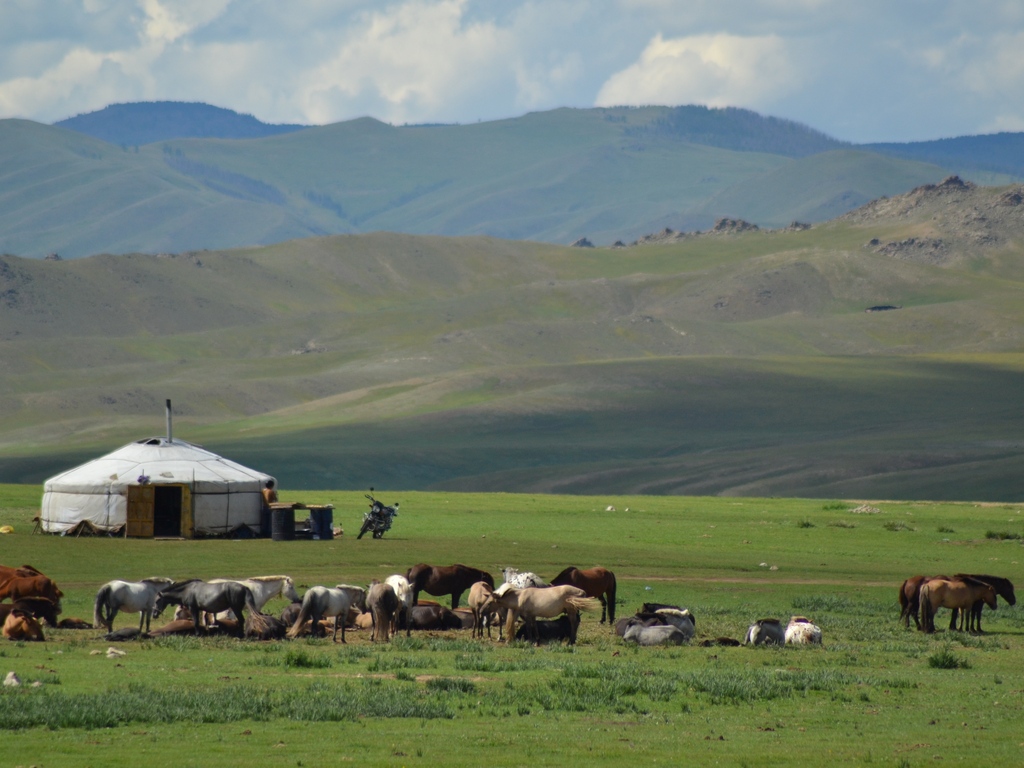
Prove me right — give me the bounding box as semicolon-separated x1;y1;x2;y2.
0;1;1023;141
595;32;799;110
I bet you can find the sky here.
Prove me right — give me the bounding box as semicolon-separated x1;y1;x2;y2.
2;0;1024;143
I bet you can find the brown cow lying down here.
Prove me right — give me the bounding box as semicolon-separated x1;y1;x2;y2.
3;609;44;641
0;597;60;628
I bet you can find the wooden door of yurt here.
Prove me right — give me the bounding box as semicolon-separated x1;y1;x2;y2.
126;484;193;538
126;485;155;537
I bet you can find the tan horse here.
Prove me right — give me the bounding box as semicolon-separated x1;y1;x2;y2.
488;585;600;645
468;580;503;639
919;578;997;633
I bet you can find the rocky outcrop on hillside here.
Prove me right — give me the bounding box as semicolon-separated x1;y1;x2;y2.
843;176;1024;266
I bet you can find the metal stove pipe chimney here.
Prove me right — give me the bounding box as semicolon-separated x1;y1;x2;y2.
166;399;173;443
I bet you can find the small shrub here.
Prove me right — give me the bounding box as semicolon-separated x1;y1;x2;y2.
284;649;332;669
928;647;971;670
883;520;915;532
425;677;476;694
796;519;815;529
828;520;856;529
985;530;1022;540
937;525;955;533
821;501;848;511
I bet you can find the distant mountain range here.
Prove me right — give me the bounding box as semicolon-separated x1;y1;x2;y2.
0;102;1018;259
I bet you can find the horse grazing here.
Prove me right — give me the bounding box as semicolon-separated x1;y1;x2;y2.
285;585;366;642
488;585;600;645
93;578;174;634
384;574;414;637
406;563;493;609
549;566;616;624
920;578;997;634
154;579;270;638
207;575;301;622
951;574;1016;633
367;581;399;643
3;609;44;641
898;575;949;630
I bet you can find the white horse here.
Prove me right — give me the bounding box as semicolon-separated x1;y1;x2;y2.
500;567;550;589
384;574;414;637
207;575;301;622
93;577;174;634
286;584;366;642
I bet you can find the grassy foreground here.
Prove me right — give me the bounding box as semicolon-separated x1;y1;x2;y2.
1;484;1023;766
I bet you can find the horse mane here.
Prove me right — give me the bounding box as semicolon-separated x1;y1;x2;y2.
550;566;579;584
955;574;1016;602
246;575;292;583
142;577;174;585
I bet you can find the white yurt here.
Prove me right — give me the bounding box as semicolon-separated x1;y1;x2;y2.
40;431;274;538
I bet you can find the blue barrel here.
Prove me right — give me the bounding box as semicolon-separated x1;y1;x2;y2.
310;508;334;539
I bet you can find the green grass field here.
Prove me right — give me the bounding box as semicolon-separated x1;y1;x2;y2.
1;484;1022;766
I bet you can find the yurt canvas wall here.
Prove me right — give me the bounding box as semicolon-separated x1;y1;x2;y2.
40;437;274;537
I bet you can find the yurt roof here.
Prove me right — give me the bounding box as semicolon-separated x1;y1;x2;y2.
43;437;272;494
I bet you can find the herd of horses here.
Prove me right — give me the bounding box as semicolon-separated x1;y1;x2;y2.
1;560;1016;646
897;573;1015;633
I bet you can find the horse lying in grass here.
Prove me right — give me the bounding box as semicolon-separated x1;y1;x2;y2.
3;609;44;641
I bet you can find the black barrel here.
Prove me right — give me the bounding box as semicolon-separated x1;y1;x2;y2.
271;507;295;541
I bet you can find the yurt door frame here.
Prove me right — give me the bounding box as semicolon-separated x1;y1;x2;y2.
126;484;194;538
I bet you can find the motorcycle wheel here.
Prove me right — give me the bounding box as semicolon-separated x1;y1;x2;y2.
372;529;384;539
357;519;373;539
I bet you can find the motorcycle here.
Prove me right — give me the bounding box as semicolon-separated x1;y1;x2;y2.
357;488;399;539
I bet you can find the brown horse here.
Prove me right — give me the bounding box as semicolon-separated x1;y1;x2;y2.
951;574;1016;633
550;566;617;624
0;598;60;628
920;578;997;633
406;563;493;609
0;575;63;608
898;574;949;630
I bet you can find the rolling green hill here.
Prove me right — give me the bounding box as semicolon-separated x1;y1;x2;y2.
1;179;1022;500
2;106;959;259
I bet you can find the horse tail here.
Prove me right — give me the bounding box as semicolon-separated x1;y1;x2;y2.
567;597;602;613
243;587;270;636
919;583;934;632
93;584;112;629
286;593;314;638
